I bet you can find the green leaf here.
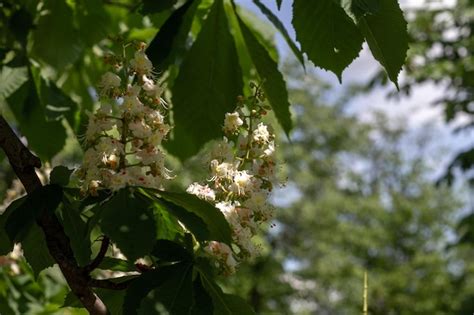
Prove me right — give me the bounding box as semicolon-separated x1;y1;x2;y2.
64;288;126;314
275;0;282;10
252;0;305;69
292;0;363;81
50;166;74;186
30;0;83;70
152;194;210;243
98;188;156;261
351;0;380;16
58;198;91;266
22;224;56;279
237;15;293;135
168;0;243;159
197;260;256;315
123;262;193;315
0;197;27;255
75;0;112;46
151;239;192;262
141;0;177;14
152;201;185;241
5;185;63;242
98;257;137;272
190;276;214;315
351;0;408;88
157;190;232;245
146;0;197;72
0;66;28;99
7;80;67;160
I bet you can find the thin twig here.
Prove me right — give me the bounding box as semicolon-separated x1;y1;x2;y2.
84;236;110;273
90;278;133;290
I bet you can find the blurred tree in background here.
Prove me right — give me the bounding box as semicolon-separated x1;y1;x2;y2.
219;63;474;314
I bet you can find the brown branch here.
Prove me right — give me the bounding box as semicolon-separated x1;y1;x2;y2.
0;116;109;315
90;278;133;290
84;236;110;273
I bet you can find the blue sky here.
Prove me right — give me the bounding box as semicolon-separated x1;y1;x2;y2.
239;0;472;179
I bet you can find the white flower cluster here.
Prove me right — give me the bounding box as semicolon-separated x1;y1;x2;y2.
77;43;171;195
187;89;276;275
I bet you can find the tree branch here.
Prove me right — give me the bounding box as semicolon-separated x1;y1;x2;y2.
90;278;133;290
84;236;110;273
0;116;109;315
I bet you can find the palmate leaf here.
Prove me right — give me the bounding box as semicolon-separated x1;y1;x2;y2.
292;0;363;81
237;14;292;135
0;66;28;99
5;184;63;242
58;198;91;266
141;0;177;14
123;261;193;315
7;79;67;160
21;224;56;279
197;259;256;315
98;188;156;261
30;0;83;70
156;190;232;245
0;197;27;256
146;0;198;72
168;0;243;159
350;0;409;89
252;0;305;69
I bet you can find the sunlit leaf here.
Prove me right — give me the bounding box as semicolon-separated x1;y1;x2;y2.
168;0;243;159
292;0;363;80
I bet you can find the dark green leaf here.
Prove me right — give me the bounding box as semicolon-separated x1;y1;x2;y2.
58;199;91;266
351;0;380;16
99;188;156;261
351;0;408;88
5;185;63;242
50;166;74;186
275;0;282;10
22;224;56;279
146;0;197;72
141;0;177;14
152;239;192;262
197;260;256;315
168;0;243;159
0;66;28;99
157;190;232;245
124;262;193;315
7;80;67;160
237;15;293;135
292;0;363;80
252;0;305;69
0;197;27;255
30;0;83;70
190;276;213;315
98;257;137;272
76;0;112;46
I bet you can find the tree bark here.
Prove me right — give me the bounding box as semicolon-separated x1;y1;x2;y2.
0;115;109;315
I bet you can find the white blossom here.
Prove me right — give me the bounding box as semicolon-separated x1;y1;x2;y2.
130;51;153;75
223;112;243;134
187;183;216;201
252;122;271;144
